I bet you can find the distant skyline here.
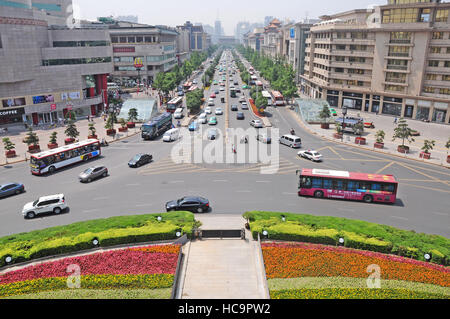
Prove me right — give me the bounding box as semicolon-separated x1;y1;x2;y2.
72;0;387;35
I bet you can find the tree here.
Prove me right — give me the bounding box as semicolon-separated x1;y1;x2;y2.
335;122;343;135
186;89;203;114
392;118;415;148
255;92;268;109
153;72;165;94
22;127;39;147
65;110;76;121
353;122;364;136
119;118;127;128
128;108;138;123
88;123;96;136
319;106;331;123
65;118;79;140
105;113;116;131
375;130;385;144
2;137;15;152
421;140;435;154
49;132;58;144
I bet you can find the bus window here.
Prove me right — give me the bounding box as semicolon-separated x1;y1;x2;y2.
301;177;312;188
323;179;332;189
382;184;395;193
312;178;322;189
371;183;382;191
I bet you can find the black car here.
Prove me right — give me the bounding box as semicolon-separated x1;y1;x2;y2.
166;197;210;214
128;154;153;168
237;112;245;120
231;105;238;111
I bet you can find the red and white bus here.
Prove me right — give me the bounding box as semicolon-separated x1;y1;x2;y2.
30;139;101;175
188;85;198;92
167;97;183;113
183;81;193;92
271;91;285;106
297;169;398;204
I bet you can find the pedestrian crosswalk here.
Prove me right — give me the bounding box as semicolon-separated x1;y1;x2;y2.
138;156;302;176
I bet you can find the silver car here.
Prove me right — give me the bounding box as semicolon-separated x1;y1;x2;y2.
79;166;108;183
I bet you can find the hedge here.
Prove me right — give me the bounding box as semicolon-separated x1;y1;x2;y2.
0;212;195;268
244;211;449;265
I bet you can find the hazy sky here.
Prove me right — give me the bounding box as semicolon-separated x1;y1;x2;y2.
72;0;387;35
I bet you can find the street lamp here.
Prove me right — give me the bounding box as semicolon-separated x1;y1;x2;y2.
342;106;348;142
424;253;432;262
134;58;144;94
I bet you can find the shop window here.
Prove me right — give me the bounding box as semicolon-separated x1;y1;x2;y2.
404;105;414;118
432;109;447;123
382;102;402;116
416;107;430;121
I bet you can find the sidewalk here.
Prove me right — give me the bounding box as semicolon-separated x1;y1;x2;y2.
179;215;268;299
0;116;142;166
290;106;450;168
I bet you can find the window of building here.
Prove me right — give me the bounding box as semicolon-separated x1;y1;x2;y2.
429;47;441;54
336;45;346;50
433;109;447;122
348;69;365;75
385;85;405;92
428;60;440;67
387;59;408;70
416;107;430;121
432;32;444;40
336;32;346;39
350;45;367;51
388;46;409;57
111;37;118;43
136;36;143;43
382;8;419;24
439;88;450;95
349;57;366;63
390;32;411;43
335;68;344;73
386;72;407;83
435;9;449;23
443;75;450;81
119;37;127;43
423;86;435;93
419;8;431;22
445;61;450;67
0;34;2;49
351;32;368;39
382;101;402;115
426;74;437;81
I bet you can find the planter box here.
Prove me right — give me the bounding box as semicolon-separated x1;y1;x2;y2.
321;123;330;129
398;146;410;154
88;135;98;139
447;155;450;164
334;133;343;139
420;152;431;160
65;138;75;145
374;142;384;149
106;129;116;136
355;137;366;145
119;127;128;132
126;122;135;129
28;145;41;154
5;150;16;158
47;143;58;149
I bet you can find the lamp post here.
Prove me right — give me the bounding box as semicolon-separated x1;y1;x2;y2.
342;106;348;142
134;58;144;94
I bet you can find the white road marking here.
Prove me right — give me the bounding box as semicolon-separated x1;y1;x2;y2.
390;216;409;221
125;183;141;187
432;212;449;217
282;192;297;195
92;196;109;201
83;209;100;213
213;180;228;182
337;208;356;213
169;181;184;184
256;181;271;183
135;203;153;207
236;190;252;193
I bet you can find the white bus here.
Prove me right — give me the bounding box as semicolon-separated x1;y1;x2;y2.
262;91;272;106
30;139;101;175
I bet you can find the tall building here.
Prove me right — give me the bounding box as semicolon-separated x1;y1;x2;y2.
0;0;113;126
261;18;283;57
301;0;450;124
176;21;211;53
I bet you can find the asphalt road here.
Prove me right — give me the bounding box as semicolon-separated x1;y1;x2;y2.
0;50;449;238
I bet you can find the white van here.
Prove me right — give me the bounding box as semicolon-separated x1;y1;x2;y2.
163;128;180;142
173;108;184;119
280;135;302;148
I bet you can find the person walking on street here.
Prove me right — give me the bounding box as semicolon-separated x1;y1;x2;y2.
394;117;398;125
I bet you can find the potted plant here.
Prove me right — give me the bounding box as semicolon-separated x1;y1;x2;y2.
319;105;331;129
334;122;343;139
118;118;128;132
392;118;415;154
88;123;97;139
64;118;79;145
353;122;365;145
22;127;40;153
420;140;435;160
2;137;16;158
105;113;117;136
127;108;138;128
374;130;385;149
48;132;58;149
446;138;450;164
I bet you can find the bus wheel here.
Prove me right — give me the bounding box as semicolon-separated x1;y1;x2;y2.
49;166;56;174
314;191;324;198
363;195;373;203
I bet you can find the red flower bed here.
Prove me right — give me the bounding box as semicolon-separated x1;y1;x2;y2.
249;98;263;117
262;243;450;287
0;245;180;285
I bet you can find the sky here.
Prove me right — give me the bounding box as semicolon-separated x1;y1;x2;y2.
72;0;387;35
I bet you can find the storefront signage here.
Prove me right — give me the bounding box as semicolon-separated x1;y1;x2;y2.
0;108;25;118
113;47;135;53
51;104;57;110
290;28;295;39
32;95;54;104
2;97;26;108
61;92;81;101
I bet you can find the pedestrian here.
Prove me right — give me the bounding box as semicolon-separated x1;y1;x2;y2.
394;117;398;124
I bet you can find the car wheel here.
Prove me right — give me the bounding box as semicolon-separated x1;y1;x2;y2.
54;207;62;215
26;212;36;219
363;195;374;203
197;207;204;213
136;163;140;168
103;172;107;178
87;178;92;183
314;191;324;198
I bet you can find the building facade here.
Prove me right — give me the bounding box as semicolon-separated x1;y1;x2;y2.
301;0;450;124
0;0;112;126
261;19;283;58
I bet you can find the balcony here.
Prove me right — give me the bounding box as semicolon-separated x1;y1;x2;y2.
332;38;375;46
331;61;373;70
330;72;371;82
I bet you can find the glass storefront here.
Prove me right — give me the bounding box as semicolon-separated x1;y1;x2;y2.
382;102;402;116
404;105;414;118
327;95;339;107
432;109;447;123
416;107;430;121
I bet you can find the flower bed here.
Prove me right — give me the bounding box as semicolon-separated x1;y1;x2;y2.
262;243;450;287
0;244;180;298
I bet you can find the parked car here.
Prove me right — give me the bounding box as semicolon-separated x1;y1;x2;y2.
210;93;216;99
79;166;109;183
256;134;272;144
22;194;67;219
298;150;323;162
214;90;220;94
0;183;25;199
239;96;246;103
250;119;263;128
177;91;184;96
207;128;219;140
237;112;245;120
207;100;215;107
128;154;153;168
166;196;210;214
209;116;218;125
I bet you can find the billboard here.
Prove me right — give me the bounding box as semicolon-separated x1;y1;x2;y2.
290;28;295;39
2;97;26;108
32;95;54;104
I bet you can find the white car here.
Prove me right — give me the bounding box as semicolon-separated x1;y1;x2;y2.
220;87;225;91
215;108;223;115
22;194;67;219
205;107;212;114
207;100;215;107
298;150;323;162
239;96;246;103
241;102;249;110
250;119;264;128
198;113;208;124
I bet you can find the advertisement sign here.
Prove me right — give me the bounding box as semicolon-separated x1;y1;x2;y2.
290;28;295;39
0;108;25;119
2;97;26;108
61;92;81;101
134;57;144;69
113;47;135;53
51;104;57;111
343;98;357;109
33;95;54;104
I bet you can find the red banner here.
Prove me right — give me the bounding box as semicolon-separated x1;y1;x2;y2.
113;47;135;53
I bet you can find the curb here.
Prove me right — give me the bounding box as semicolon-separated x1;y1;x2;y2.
290;109;450;169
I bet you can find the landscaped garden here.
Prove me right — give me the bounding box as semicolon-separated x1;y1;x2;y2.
245;211;450;299
0;244;181;299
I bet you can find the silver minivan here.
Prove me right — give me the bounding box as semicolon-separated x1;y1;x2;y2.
280;135;302;148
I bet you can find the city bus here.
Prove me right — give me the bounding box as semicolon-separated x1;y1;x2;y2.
297;169;398;204
188;85;198;92
183;81;192;92
230;87;237;98
30;139;101;175
271;91;286;106
141;112;173;140
262;91;272;106
167;97;183;113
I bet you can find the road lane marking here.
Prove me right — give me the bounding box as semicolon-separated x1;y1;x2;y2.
213;180;228;182
337;208;356;213
432;212;449;217
82;209;100;213
125;183;141;187
390;216;409;221
92;196;109;201
135;203;153;207
236;190;252;193
397;162;450;187
169;181;184;184
282;192;297;195
375;161;396;174
256;181;271;183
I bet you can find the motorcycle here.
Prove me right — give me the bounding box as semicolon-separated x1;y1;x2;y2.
290;129;295;136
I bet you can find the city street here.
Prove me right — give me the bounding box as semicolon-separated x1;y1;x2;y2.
0;51;449;238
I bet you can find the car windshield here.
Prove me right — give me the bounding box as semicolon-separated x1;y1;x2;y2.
33;200;39;206
132;155;142;161
83;168;93;174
